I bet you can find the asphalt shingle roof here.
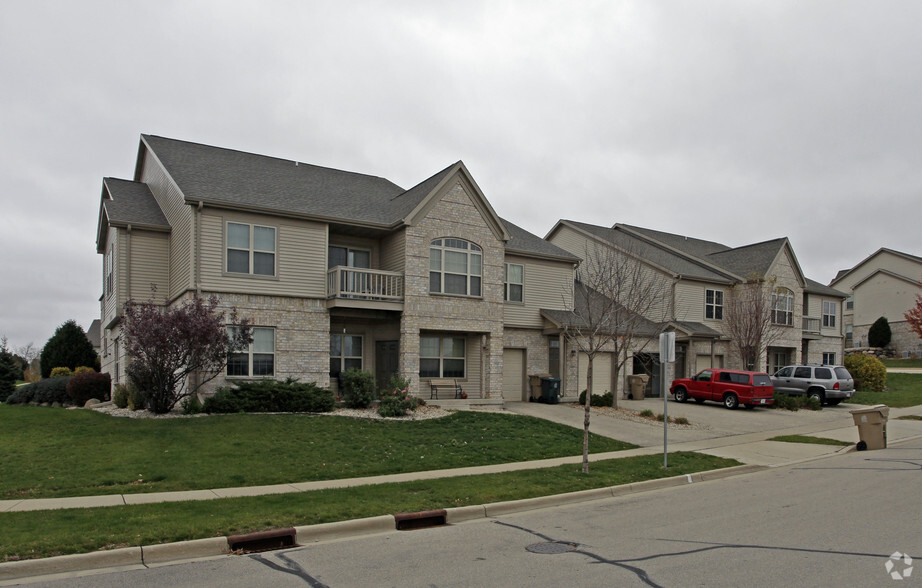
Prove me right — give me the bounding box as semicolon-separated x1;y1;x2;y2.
102;178;170;228
503;218;580;262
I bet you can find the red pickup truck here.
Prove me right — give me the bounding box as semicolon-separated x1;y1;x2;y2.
670;369;774;409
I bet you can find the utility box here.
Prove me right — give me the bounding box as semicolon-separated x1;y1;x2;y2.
850;404;889;450
628;374;650;400
540;377;561;404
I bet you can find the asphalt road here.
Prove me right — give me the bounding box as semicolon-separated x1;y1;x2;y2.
21;437;921;588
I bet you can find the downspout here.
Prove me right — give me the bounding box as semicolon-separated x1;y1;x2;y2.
194;201;203;295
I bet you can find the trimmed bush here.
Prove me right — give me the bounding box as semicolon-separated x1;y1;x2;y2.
578;389;614;407
868;317;892;348
5;376;72;405
127;385;146;411
49;367;73;378
66;372;111;406
341;368;377;409
378;387;419;417
203;378;335;414
73;366;95;375
773;393;822;411
112;384;131;409
844;354;887;393
181;395;204;415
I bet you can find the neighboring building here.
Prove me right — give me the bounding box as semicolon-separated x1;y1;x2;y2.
86;319;101;358
95;135;581;405
545;221;847;394
830;248;922;357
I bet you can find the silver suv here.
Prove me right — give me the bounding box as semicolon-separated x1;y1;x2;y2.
771;365;855;406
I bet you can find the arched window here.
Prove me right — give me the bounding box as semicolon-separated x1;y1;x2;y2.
771;287;794;326
429;238;482;297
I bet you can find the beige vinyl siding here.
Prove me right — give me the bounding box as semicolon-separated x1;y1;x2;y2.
380;230;406;273
854;273;917;326
128;231;170;301
139;149;193;299
675;282;707;322
101;227;122;327
835;250;922;291
546;224;591;261
198;210;327;298
503;254;574;328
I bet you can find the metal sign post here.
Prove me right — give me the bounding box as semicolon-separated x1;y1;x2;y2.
659;332;675;468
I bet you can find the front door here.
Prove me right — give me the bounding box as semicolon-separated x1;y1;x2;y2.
375;340;399;392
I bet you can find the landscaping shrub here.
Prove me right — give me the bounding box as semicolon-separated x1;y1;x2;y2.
378;387;419;417
5;376;72;405
844;354;887;392
578;389;614;407
73;366;95;375
382;374;411;396
66;371;111;406
773;393;822;411
868;316;892;348
127;385;146;411
181;395;204;415
0;350;17;402
203;378;335;413
49;367;73;378
340;368;377;408
112;384;131;409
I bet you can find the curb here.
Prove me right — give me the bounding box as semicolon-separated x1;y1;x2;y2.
0;462;771;583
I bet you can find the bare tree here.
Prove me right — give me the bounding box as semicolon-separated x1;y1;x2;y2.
723;276;787;371
562;243;670;473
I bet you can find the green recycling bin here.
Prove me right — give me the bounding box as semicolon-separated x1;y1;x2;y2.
541;377;561;404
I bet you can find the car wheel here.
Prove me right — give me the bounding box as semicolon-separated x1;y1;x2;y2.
723;394;739;410
826;399;842;406
808;389;825;404
674;388;688;403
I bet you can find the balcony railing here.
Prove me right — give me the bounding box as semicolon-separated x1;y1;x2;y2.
326;267;404;302
802;316;821;334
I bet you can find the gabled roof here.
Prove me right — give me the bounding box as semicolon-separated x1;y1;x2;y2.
540;281;663;336
139;134;407;227
805;278;847;298
830;247;922;288
502;218;580;263
706;238;790;280
851;268;921;290
96;177;171;253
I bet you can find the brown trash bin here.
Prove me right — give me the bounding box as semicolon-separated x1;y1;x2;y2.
850;404;889;450
529;374;551;401
628;374;649;400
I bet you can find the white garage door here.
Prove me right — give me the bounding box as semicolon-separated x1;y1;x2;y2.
695;354;724;372
502;349;526;401
579;352;613;396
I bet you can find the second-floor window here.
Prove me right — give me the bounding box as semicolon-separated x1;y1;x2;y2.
823;301;837;327
227;327;275;377
227;222;276;276
705;289;723;320
105;245;114;295
504;263;524;302
772;287;794;326
845;295;854;310
429;238;482;297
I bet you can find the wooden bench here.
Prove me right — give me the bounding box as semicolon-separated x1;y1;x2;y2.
429;379;463;399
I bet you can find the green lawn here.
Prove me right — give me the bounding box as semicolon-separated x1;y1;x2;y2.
882;358;922;369
769;435;850;446
0;451;738;562
849;373;922;408
0;405;635;499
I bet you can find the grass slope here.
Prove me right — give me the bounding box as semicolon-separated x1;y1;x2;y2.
0;405;635;499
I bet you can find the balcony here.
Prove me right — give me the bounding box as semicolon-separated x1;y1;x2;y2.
802;316;821;338
326;267;404;310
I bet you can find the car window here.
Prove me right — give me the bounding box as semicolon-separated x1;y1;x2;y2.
815;367;832;379
697;370;712;381
753;374;772;386
793;367;811;378
834;367;852;379
729;373;748;384
775;367;792;377
719;372;732;382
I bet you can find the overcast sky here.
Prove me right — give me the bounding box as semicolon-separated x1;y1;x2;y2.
2;1;920;351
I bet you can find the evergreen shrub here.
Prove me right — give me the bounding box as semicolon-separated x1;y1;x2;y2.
66;371;112;406
203;378;335;413
5;377;72;405
341;368;377;408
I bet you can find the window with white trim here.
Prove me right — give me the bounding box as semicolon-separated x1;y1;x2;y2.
822;301;837;327
105;245;114;295
227;222;276;276
771;287;794;326
227;327;275;377
705;289;723;320
419;335;466;378
330;334;363;376
429;238;482;297
504;263;524;302
822;352;836;365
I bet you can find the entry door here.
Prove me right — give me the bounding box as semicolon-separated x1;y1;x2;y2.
375;341;399;392
502;349;526;401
